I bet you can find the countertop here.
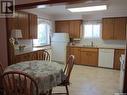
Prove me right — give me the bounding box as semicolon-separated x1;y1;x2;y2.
15;46;51;55
68;44;125;49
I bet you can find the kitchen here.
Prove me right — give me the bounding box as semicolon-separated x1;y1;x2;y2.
0;0;127;95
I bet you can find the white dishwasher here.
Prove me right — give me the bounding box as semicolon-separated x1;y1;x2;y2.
98;49;114;68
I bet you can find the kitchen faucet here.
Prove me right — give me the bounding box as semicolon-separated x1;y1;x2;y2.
91;41;94;47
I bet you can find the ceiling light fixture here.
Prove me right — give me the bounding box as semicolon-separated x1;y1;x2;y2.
67;5;107;12
37;5;47;8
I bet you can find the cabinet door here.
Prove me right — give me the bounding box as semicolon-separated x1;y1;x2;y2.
114;18;126;40
114;49;125;70
88;51;98;66
29;14;37;39
80;51;89;65
102;18;114;40
80;48;98;66
69;20;82;38
18;12;29;39
55;21;69;33
68;47;80;64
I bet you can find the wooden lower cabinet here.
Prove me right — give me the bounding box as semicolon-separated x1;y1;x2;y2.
67;46;98;66
67;47;80;64
80;48;98;66
114;49;125;70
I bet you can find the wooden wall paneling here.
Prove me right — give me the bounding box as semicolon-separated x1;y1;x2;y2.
18;12;29;39
0;18;8;67
6;13;19;65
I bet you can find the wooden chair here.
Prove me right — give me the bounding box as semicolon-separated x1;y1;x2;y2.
30;52;38;60
37;50;50;61
50;55;75;95
2;71;39;95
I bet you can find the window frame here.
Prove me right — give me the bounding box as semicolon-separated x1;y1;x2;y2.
33;18;52;47
83;21;102;39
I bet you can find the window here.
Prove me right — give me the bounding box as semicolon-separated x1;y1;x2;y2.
33;19;52;46
84;22;101;39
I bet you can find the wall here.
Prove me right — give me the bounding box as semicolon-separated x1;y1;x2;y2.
0;18;8;68
17;40;33;50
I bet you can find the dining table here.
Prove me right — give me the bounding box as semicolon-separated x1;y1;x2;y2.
4;60;66;94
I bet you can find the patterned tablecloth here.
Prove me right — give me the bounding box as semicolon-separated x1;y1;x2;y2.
4;60;65;94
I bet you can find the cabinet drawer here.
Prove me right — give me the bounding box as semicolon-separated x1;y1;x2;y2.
80;48;98;52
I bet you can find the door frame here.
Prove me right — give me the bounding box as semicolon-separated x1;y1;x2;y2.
123;25;127;93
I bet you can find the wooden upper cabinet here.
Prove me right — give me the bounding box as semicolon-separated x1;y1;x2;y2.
114;18;126;40
69;20;82;38
29;14;37;39
102;17;126;40
55;21;69;33
55;20;82;38
18;12;29;39
102;18;114;40
114;49;125;70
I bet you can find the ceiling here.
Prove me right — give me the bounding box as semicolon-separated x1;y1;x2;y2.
24;0;127;19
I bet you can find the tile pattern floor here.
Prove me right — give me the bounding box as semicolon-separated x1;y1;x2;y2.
53;65;120;95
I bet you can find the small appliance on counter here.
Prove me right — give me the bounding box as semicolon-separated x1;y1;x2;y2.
69;38;80;45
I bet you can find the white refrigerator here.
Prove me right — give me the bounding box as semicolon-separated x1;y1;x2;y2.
51;33;70;64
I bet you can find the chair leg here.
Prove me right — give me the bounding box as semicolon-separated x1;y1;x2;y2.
48;89;52;95
65;85;69;95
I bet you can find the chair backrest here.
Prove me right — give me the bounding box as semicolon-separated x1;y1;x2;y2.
2;71;39;95
64;55;75;82
30;52;38;60
37;50;50;61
